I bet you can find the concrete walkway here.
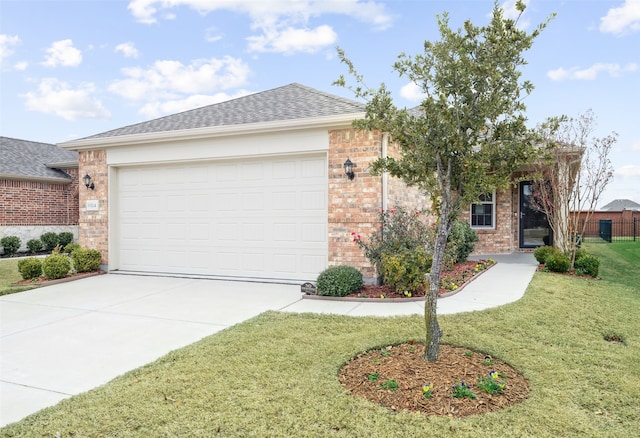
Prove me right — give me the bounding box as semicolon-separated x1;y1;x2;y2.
0;253;536;427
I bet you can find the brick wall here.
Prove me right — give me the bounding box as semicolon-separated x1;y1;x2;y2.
0;168;79;226
466;186;518;255
78;150;109;265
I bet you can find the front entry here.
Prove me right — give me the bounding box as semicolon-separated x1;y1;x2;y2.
519;181;551;248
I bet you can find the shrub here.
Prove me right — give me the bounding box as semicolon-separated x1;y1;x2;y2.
533;246;556;264
574;254;600;277
65;242;81;254
71;248;102;272
446;220;479;264
58;232;74;247
17;257;43;280
353;208;432;269
42;254;71;279
380;247;431;294
545;252;570;273
0;236;21;256
40;232;59;251
316;265;363;297
27;239;43;254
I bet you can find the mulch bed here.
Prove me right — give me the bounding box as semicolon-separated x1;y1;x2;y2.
347;259;495;300
340;343;530;417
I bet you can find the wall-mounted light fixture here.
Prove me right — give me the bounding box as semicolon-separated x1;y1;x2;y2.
343;158;355;180
83;174;95;190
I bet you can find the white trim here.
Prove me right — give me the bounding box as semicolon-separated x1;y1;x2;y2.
58;113;364;151
470;191;496;230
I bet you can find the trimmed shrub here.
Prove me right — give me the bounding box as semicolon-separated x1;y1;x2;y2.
381;247;432;294
545;252;570;273
17;257;43;280
1;236;21;256
42;254;71;279
65;242;81;254
533;246;556;264
575;254;600;277
71;248;102;272
446;220;479;264
40;232;59;251
58;232;74;247
27;239;43;254
316;265;363;297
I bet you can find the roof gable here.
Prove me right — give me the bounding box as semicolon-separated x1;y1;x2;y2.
600;199;640;211
82;83;365;140
0;137;78;182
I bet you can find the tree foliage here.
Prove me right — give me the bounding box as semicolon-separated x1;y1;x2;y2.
335;0;553;361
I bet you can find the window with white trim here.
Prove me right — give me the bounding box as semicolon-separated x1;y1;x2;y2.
470;192;495;229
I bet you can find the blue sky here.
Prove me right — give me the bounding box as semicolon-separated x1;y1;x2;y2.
1;0;638;206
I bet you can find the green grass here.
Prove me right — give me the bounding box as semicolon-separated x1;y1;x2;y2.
1;244;639;437
0;258;38;296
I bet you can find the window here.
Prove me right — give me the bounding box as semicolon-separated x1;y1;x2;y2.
471;192;495;229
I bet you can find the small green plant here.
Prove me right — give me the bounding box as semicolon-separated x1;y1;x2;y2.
451;382;476;399
483;355;493;366
367;373;380;381
422;383;434;399
533;245;556;264
17;257;43;280
477;371;506;394
65;242;81;254
40;232;59;251
545;252;570;273
464;351;473;357
1;236;21;257
316;265;363;297
71;248;102;272
574;254;600;277
42;254;71;280
380;379;399;390
58;232;74;247
380;348;392;357
27;239;43;254
380;247;431;294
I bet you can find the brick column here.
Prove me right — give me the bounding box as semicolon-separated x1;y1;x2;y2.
78;150;109;266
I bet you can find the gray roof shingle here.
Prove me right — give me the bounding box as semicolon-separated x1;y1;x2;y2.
1;137;78;182
82;83;365;140
600;199;640;211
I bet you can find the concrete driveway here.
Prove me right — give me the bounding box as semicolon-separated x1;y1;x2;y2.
0;274;302;427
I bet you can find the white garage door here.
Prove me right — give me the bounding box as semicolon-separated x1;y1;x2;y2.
115;154;327;282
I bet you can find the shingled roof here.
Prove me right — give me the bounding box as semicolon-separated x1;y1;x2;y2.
600;199;640;211
0;136;78;182
82;83;365;140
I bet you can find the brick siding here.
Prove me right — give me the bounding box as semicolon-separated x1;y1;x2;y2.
0;168;79;226
465;186;518;255
78;150;108;264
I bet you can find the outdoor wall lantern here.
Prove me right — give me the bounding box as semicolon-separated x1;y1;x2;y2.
343;158;355;180
83;174;95;190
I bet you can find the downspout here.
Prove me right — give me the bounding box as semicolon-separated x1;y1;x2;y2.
382;133;389;211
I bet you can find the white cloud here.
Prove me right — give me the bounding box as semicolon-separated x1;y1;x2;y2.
42;39;82;67
205;27;223;43
139;90;252;118
616;164;640;177
247;25;337;54
399;82;426;102
600;0;640;35
22;78;110;120
628;141;640;151
14;61;28;71
109;56;250;101
127;0;392;53
115;42;139;58
0;34;20;63
547;63;638;81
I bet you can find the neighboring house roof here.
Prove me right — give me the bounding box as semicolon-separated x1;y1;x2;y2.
0;136;78;183
600;199;640;211
80;83;365;141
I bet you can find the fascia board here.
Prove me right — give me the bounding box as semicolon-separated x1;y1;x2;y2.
0;173;72;184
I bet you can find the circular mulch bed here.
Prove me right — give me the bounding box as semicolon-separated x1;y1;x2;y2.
340;343;529;417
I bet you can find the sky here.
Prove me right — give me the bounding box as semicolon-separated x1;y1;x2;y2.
1;0;639;207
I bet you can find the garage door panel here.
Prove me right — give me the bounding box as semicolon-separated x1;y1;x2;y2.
116;155;327;281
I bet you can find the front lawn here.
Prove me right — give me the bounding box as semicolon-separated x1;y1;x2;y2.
1;243;638;437
0;258;38;296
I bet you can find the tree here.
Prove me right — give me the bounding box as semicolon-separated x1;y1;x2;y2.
531;110;616;267
335;1;554;361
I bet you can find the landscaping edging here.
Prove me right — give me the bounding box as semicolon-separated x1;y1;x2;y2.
12;270;106;287
302;262;496;302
